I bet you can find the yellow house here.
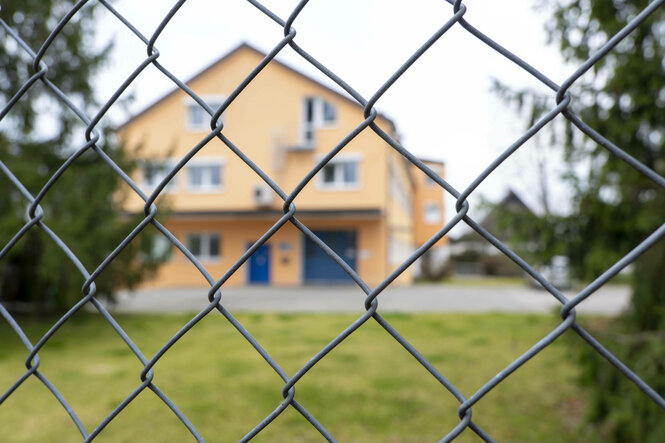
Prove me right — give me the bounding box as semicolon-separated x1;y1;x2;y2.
118;43;446;288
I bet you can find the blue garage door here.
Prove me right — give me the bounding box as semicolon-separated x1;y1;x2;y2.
304;230;357;284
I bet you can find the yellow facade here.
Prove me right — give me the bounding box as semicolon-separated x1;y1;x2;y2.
118;43;445;288
412;160;448;247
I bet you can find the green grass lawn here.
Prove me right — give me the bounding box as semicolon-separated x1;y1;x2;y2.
0;312;588;442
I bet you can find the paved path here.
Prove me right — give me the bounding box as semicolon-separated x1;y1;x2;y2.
108;284;631;315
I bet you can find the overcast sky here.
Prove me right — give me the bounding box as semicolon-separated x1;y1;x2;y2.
94;0;573;228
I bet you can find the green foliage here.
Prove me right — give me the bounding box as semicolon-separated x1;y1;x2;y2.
533;0;665;319
495;1;665;439
574;319;665;442
0;2;159;313
0;1;108;142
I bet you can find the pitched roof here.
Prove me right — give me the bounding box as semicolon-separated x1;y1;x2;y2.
497;189;532;214
453;189;533;243
117;42;396;131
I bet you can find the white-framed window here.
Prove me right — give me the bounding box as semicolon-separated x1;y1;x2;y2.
424;201;441;224
151;234;173;261
322;100;337;123
318;157;360;190
186;159;223;192
142;160;177;193
140;233;173;263
300;96;337;148
185;95;225;131
186;232;221;262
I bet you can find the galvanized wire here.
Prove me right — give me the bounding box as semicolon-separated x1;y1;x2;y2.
1;0;665;441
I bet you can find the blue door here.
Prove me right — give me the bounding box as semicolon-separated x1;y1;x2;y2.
248;243;270;284
304;230;357;284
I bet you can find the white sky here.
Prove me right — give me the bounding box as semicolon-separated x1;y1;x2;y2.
94;0;574;230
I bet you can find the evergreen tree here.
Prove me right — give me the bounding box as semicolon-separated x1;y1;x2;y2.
0;1;160;313
497;1;665;439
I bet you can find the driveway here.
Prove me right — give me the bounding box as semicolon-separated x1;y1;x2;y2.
108;284;631;315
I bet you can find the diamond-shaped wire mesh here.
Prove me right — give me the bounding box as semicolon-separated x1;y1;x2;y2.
1;0;665;441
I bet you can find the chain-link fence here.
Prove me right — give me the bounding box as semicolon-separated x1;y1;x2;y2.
2;0;665;441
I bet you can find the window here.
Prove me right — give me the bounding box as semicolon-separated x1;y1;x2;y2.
322;100;336;123
305;97;316;122
140;234;173;263
187;160;223;192
319;159;359;189
142;160;176;192
186;233;220;261
424;202;441;224
300;97;337;148
302;97;317;147
151;235;172;261
187;105;207;129
185;96;225;131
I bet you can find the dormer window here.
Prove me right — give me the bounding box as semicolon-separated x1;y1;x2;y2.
300;96;337;148
185;95;225;131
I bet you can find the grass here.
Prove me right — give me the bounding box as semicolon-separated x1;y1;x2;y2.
0;312;589;442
